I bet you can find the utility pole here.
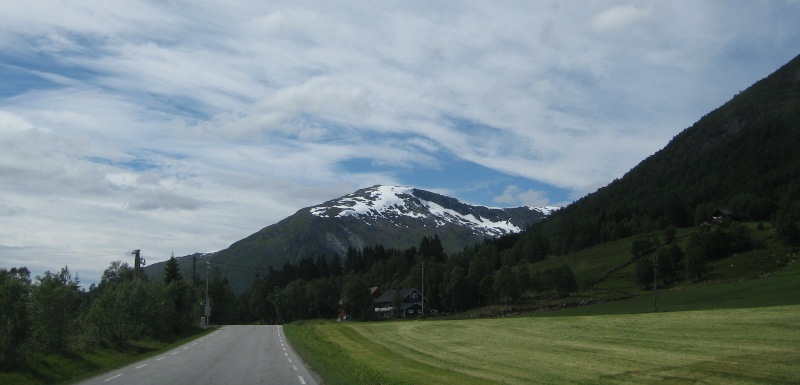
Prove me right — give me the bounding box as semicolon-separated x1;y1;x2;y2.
421;260;425;318
653;253;658;312
204;257;211;326
132;249;145;279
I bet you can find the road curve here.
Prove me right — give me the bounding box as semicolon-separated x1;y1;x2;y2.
75;325;319;385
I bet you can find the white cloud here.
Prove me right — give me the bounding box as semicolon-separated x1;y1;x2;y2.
493;185;552;208
591;5;652;32
2;0;800;284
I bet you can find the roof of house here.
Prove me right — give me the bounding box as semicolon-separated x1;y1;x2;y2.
714;208;735;216
374;288;421;304
369;287;382;299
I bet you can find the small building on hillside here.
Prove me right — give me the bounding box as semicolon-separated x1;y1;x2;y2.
712;208;739;224
374;288;427;319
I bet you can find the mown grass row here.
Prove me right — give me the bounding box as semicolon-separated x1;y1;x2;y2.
288;306;800;384
285;261;800;384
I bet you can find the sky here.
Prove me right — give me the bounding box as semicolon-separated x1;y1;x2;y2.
1;1;799;287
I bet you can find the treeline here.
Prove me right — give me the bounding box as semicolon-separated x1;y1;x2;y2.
0;257;209;368
236;234;577;324
0;234;579;366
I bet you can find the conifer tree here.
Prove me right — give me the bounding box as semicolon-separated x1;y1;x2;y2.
164;253;182;284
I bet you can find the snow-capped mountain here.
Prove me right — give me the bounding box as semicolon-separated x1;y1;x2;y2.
146;185;557;294
309;185;557;238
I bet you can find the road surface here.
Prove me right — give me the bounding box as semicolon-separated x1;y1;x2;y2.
75;325;319;385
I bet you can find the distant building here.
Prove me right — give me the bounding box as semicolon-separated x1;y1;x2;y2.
712;208;738;224
373;288;427;319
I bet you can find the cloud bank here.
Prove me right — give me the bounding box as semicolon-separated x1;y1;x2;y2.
1;0;799;284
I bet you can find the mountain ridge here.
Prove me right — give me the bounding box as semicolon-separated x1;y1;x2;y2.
144;185;556;293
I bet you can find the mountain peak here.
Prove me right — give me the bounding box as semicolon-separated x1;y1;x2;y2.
309;185;417;219
147;185;556;295
308;185;557;237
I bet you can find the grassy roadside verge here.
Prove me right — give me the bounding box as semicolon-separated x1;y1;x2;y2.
0;327;217;385
284;321;401;385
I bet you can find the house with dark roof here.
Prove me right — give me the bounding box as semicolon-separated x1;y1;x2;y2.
712;208;739;224
373;288;427;319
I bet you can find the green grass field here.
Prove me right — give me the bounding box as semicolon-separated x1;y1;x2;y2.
286;259;800;384
289;305;800;385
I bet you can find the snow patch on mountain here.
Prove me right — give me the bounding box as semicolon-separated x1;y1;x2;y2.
309;186;418;219
309;185;558;236
423;199;522;235
529;206;561;216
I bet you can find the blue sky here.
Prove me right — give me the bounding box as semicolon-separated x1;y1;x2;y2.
1;0;800;286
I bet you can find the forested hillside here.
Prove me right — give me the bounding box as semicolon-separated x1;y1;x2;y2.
524;53;800;255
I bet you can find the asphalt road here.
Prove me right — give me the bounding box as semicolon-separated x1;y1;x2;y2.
75;325;319;385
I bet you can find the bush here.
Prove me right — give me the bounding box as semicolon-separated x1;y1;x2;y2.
0;268;31;365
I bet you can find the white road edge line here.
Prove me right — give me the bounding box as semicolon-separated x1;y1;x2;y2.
156;357;165;361
135;364;147;369
104;374;122;382
299;375;307;385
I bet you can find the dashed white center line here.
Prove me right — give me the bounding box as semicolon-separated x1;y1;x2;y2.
135;364;147;369
183;347;189;350
104;374;122;382
292;365;298;371
298;375;307;385
284;352;288;357
288;358;293;363
171;352;178;355
156;357;165;361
